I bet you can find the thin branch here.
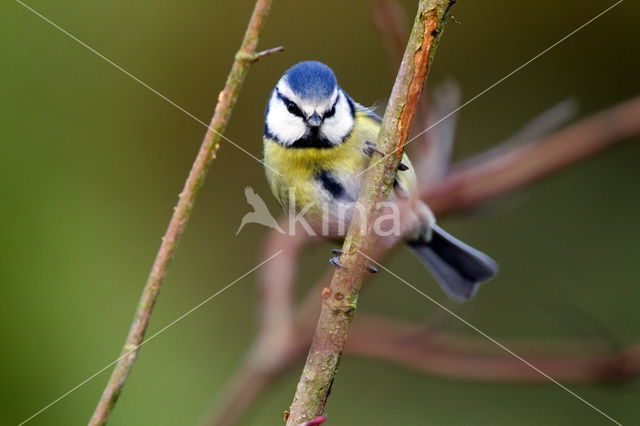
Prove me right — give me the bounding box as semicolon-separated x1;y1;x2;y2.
252;219;314;365
286;1;456;423
498;99;577;147
411;79;460;184
252;46;285;62
204;365;275;426
371;0;410;69
423;96;640;215
88;1;277;424
449;99;577;177
346;315;640;383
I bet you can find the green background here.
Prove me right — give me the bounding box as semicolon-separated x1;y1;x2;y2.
1;0;639;425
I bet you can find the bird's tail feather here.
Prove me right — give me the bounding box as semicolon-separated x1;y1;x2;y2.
407;225;498;303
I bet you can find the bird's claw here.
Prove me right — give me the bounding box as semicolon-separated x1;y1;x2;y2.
329;250;376;273
329;255;347;270
363;146;376;157
398;162;409;171
330;248;348;269
363;141;384;157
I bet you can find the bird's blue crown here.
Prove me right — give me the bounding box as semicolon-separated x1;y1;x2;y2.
282;61;337;100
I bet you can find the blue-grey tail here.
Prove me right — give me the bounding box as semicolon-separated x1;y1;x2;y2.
407;225;498;303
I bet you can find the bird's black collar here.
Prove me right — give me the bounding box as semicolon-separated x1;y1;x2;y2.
290;128;336;149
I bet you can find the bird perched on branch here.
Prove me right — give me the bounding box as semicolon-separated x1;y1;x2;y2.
263;61;497;302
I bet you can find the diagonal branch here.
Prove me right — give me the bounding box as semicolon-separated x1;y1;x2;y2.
285;1;456;423
424;96;640;215
88;1;277;424
371;0;411;69
347;315;640;383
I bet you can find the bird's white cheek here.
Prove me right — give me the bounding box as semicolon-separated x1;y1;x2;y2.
266;103;307;145
321;102;354;144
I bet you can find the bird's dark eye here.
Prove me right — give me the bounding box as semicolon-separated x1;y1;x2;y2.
324;104;336;119
285;101;303;117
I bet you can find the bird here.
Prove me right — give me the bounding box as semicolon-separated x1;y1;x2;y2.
263;61;497;302
236;186;284;235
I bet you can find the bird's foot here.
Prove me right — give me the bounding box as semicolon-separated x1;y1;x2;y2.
364;142;409;173
329;248;347;269
329;255;347;270
329;249;377;273
363;141;384;157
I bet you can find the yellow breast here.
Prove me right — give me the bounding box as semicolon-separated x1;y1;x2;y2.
264;111;380;210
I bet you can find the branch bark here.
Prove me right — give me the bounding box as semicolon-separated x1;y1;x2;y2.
88;1;277;424
347;315;640;383
423;96;640;215
285;1;456;423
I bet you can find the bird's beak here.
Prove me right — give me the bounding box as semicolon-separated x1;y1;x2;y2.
307;112;322;127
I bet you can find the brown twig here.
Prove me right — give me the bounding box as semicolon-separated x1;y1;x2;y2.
371;0;410;69
206;219;319;426
285;1;456;423
423;96;640;215
347;315;640;383
88;1;277;424
252;46;285;62
411;80;460;184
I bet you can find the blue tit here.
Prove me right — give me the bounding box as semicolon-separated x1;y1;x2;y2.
263;61;497;302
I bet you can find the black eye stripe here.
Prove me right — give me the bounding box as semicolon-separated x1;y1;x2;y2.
321;95;339;119
275;89;304;118
274;89;340;121
287;103;303;117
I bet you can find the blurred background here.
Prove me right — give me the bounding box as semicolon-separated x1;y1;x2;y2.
1;0;639;424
